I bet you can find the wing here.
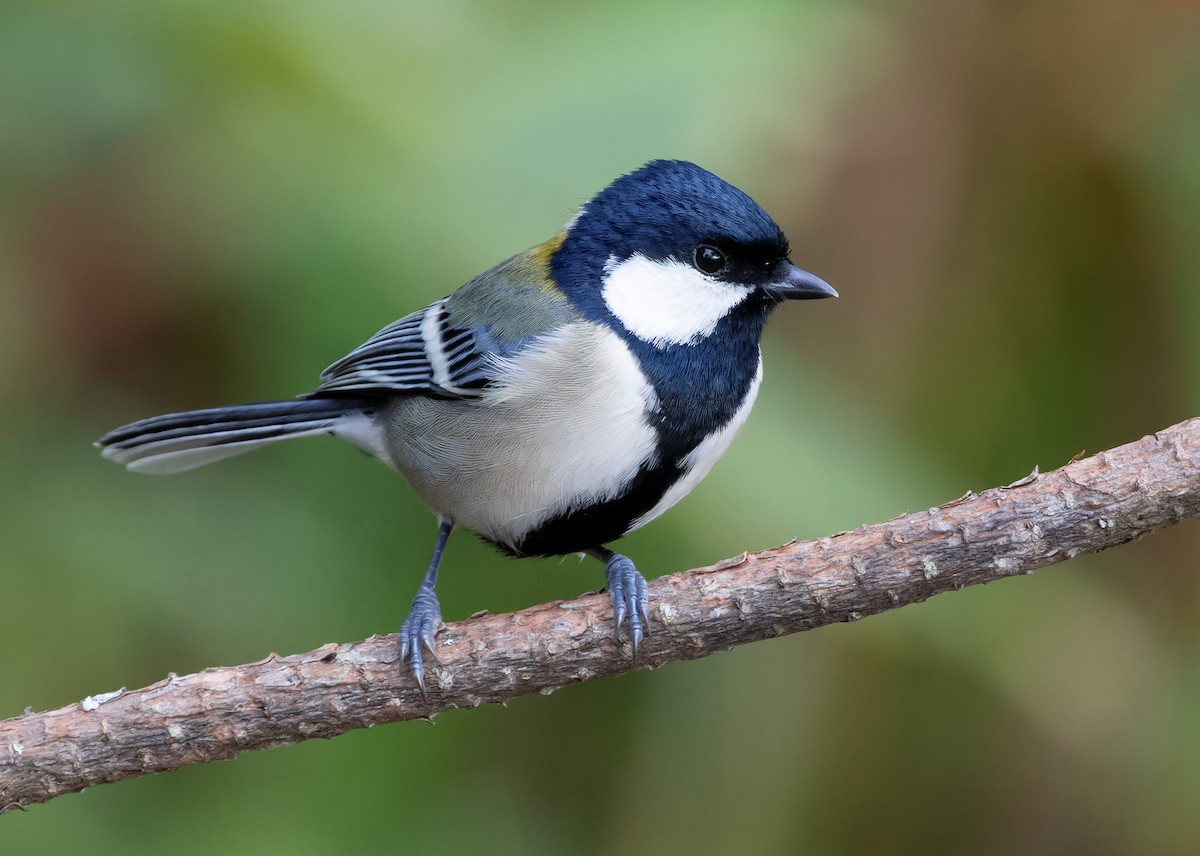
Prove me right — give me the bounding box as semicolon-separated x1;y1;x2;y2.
315;298;495;398
313;244;581;399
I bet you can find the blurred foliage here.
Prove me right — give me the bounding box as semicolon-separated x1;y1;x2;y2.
2;0;1200;853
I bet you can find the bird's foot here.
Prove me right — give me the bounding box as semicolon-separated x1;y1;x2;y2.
603;552;650;655
399;583;442;694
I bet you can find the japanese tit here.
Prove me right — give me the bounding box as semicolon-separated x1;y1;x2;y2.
98;160;837;690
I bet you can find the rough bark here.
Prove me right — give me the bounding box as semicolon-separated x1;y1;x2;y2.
3;417;1200;813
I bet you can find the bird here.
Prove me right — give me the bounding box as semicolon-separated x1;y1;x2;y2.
97;159;837;691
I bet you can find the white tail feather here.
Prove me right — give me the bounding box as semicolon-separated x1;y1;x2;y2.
118;427;336;474
98;399;385;474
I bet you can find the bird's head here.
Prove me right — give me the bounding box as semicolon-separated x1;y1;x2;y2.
550;160;835;349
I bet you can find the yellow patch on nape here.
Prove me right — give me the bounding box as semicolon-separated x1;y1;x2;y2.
527;229;569;290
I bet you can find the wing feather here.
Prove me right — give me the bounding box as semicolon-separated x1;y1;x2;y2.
314;300;495;398
313;243;582;399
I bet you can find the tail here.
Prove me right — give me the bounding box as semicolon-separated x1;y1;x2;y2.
97;397;381;474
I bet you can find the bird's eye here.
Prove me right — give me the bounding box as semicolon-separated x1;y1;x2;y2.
693;245;727;275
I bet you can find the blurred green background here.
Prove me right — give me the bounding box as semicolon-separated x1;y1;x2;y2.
2;0;1200;852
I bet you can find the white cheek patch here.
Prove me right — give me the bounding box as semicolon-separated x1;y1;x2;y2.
601;254;752;347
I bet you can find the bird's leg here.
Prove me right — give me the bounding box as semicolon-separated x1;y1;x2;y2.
399;516;453;693
590;547;651;656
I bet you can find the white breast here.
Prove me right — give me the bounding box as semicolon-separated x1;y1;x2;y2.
627;354;763;533
381;322;659;547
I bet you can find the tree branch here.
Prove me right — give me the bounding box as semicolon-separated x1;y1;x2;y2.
5;417;1200;812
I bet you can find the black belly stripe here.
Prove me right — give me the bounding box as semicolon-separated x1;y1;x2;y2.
488;300;774;559
496;460;684;558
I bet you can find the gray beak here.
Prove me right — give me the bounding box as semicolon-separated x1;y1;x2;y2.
768;264;838;300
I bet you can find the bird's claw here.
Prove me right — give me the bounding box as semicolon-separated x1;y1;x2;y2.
604;553;651;656
399;584;442;694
